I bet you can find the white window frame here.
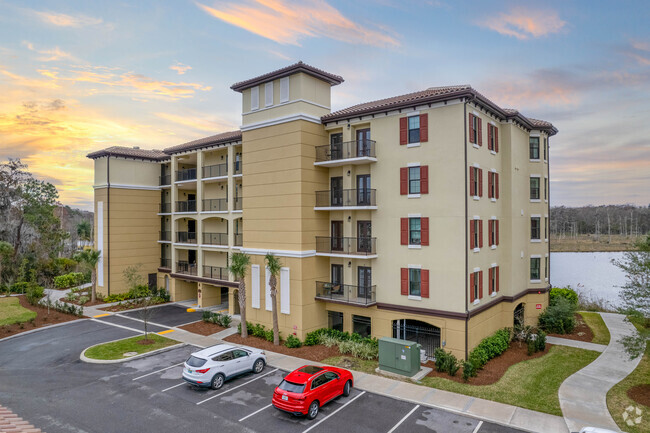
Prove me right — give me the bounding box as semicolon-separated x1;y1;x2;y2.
265;82;273;107
280;77;289;103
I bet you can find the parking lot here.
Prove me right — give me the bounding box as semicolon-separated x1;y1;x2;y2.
0;316;525;433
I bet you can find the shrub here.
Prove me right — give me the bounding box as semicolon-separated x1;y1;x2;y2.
320;335;339;348
434;348;448;372
9;282;29;294
285;334;302;348
550;287;579;307
535;330;546;352
462;361;476;381
468;327;512;371
202;310;212;321
157;288;170;302
264;329;275;342
538;297;576;334
64;292;79;302
54;272;86;289
338;340;355;355
78;296;90;305
219;314;232;328
26;283;45;305
445;354;460;376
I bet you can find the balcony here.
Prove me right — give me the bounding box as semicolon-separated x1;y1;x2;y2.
176;168;197;182
203;163;227;179
315;281;376;306
203;265;229;281
176;231;197;244
159;202;172;213
315;237;377;257
176;200;196;213
159;231;171;242
203;198;227;212
315;189;376;210
234;233;243;247
160;258;171;269
176;261;197;276
315;140;377;167
203;232;228;246
159;174;171;186
233;197;243;211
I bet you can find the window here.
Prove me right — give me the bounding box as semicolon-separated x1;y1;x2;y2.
401;267;429;298
530;258;541;281
543;138;547;161
250;86;259;111
409;218;421;245
401;217;429;246
233;349;249;358
489;266;499;293
353;315;371;338
488;171;499;199
215;351;233;362
489;219;499;246
470;219;483;249
470;270;482;302
409;268;421;296
280;76;289;103
409;167;420;194
401;165;428;195
531;217;541;240
530;177;540;200
544;178;548;201
265;82;273;107
400;114;427;145
311;373;328;389
488;124;498;152
328;311;343;331
469;114;481;145
469;166;482;197
408;116;420;143
544;217;548;240
529;137;540;160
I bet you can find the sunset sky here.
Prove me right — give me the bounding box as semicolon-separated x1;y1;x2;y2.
0;0;648;210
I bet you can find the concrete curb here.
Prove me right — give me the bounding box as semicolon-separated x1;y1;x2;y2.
0;318;87;344
80;338;187;364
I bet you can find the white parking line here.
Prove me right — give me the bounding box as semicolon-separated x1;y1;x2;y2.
472;421;483;433
238;403;273;422
387;404;420;433
90;318;143;334
196;368;279;405
162;382;187;392
132;362;185;381
301;391;366;433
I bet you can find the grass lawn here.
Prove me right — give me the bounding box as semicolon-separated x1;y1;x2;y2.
420;345;600;416
607;317;650;433
322;356;379;375
579;311;611;345
84;334;177;360
0;297;36;326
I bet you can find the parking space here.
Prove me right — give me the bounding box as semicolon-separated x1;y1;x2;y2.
93;314;170;333
118;304;203;328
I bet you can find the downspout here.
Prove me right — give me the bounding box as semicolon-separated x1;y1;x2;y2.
107;156;111;296
463;95;477;361
547;136;551;295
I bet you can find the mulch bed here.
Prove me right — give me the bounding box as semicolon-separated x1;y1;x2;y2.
62;298;105;307
627;384;650;408
99;301;170;312
224;333;341;362
424;342;552;385
178;320;225;336
547;313;594;342
0;295;84;338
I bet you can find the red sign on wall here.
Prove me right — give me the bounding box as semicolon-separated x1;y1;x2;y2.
536;304;542;309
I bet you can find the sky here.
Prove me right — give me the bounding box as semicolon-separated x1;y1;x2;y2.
0;0;649;211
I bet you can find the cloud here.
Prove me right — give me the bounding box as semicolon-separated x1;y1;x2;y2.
196;0;400;47
0;67;60;89
479;7;566;40
170;62;192;75
22;41;75;62
155;112;238;133
621;40;650;66
33;10;103;27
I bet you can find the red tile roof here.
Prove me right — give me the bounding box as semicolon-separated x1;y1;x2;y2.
163;130;242;154
231;61;343;92
86;146;169;161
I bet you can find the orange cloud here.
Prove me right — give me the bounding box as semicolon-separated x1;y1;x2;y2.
480;7;566;40
196;0;400;47
33;10;103;27
23;41;75;62
155;112;237;133
170;62;192;75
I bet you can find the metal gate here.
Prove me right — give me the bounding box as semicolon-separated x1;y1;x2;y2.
392;319;441;358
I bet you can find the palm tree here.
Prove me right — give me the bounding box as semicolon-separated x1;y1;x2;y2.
229;252;251;338
265;253;282;345
0;241;13;287
74;249;101;303
76;220;92;242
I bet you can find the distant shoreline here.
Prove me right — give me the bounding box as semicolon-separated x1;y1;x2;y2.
550;234;638;253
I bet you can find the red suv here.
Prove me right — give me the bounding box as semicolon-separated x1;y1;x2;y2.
272;365;353;419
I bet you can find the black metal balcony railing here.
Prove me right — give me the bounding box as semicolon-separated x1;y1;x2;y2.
176;200;196;213
159;231;171;241
176;168;197;182
160;258;171;269
233;161;242;175
159;174;171;186
203;198;227;212
234;233;243;246
177;261;197;276
315;189;376;208
203;163;227;178
176;231;197;243
315;140;376;163
315;236;377;255
203;265;229;281
159;202;172;213
234;197;243;211
203;232;228;246
315;281;376;305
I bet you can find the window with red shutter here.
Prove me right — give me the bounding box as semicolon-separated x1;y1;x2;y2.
421;269;429;298
469;114;475;144
496;266;500;292
495;127;499;152
421;217;429;246
469;166;475;196
496;220;500;245
400;117;408;145
400;167;408;195
495;173;499;199
470;272;475;302
400;218;409;245
488;172;493;199
488;220;493;245
478;168;483;197
487;124;493;151
479;270;483;299
469;220;475;249
401;268;408;295
477;118;483;146
489;267;493;293
420;165;429;194
479;220;483;248
420;114;428;143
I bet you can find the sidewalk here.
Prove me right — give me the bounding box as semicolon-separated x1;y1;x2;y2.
546;336;607;353
559;312;642;433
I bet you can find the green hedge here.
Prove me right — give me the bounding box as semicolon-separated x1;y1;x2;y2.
54;272;86;289
538;297;576;334
549;287;578;307
304;328;378;349
103;285;170;303
468;328;511;373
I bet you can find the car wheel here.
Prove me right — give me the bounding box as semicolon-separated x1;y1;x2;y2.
343;380;351;397
306;401;319;420
253;358;265;374
211;373;225;390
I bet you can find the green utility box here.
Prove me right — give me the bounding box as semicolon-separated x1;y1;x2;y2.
378;337;422;377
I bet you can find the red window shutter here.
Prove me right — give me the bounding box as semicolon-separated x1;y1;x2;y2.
401;268;408;295
469;114;475;143
421;269;429;298
400;167;408;195
479;219;484;248
488;220;493;245
488;172;493;199
420;165;429;194
400;218;409;245
496;266;500;292
489;267;493;292
469;167;475;196
495;127;499;152
478;168;483;197
477;118;483;146
421;217;429;246
488;125;493;150
496;219;500;245
400;117;408;145
469;220;475;249
469;273;475;303
495;173;499;199
420;114;428;143
479;271;483;299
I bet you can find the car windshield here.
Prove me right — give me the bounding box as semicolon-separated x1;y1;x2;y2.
186;355;207;367
278;380;305;394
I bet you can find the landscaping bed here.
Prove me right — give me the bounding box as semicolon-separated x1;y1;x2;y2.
84;334;177;360
224;333;340;362
0;295;83;338
99;299;169;312
547;313;594;342
179;320;224;336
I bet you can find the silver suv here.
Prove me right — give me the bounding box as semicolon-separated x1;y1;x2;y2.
182;344;266;389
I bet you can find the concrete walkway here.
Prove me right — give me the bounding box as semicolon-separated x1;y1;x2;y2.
559;312;642;433
546;336;607;353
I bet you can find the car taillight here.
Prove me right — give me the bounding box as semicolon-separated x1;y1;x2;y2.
196;368;210;373
296;395;306;401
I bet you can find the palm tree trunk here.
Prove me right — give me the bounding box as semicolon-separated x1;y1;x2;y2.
238;279;247;338
91;270;96;303
270;274;279;345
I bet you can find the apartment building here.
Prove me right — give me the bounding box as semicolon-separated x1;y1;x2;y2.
88;62;556;359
